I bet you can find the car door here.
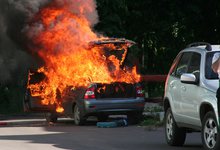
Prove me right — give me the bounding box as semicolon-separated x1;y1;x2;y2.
23;70;53;112
169;52;192;118
180;52;201;125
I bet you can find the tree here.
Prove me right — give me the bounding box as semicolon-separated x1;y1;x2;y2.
95;0;220;74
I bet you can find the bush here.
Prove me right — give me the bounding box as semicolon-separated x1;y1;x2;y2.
0;85;24;114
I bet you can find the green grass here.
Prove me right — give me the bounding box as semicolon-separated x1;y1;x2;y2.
140;116;163;127
144;106;163;113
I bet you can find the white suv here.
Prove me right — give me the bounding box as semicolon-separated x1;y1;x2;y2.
164;42;220;150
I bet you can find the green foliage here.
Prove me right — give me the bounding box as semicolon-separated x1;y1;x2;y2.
140;117;159;126
144;106;163;113
143;82;164;98
0;85;24;114
140;115;163;127
95;0;220;98
95;0;220;74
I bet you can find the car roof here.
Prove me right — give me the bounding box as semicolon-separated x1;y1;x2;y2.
182;45;220;53
196;45;220;51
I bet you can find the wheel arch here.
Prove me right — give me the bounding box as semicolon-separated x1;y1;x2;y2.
72;102;76;113
200;102;215;122
164;97;171;113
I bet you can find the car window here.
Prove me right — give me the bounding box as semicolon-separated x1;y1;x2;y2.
205;52;218;79
174;52;192;78
187;53;201;75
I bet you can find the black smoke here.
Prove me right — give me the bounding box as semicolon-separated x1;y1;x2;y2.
0;0;50;85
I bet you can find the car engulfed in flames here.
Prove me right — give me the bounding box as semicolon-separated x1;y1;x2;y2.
23;0;145;125
25;38;139;109
24;38;145;125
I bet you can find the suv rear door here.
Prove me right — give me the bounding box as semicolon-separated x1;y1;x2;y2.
169;52;192;118
169;51;202;125
179;52;201;125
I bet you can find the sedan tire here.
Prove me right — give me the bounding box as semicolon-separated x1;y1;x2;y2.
74;104;86;125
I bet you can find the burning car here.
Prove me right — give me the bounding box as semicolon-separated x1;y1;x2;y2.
24;38;145;125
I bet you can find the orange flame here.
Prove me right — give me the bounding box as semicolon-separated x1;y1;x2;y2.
26;0;140;113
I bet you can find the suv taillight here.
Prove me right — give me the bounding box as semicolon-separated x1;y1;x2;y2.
136;85;144;97
84;86;96;99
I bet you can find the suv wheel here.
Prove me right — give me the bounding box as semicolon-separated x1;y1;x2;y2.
74;105;86;125
165;108;186;146
202;111;220;150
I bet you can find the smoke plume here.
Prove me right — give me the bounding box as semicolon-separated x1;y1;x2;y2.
0;0;99;85
0;0;49;84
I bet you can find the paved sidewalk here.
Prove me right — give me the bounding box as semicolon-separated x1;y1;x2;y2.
0;113;46;126
0;118;46;126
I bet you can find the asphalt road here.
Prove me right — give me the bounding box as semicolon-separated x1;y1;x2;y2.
0;120;203;150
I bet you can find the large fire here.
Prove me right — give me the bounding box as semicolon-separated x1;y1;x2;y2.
26;0;140;113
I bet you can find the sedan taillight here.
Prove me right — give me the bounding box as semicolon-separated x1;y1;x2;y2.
136;85;144;97
84;86;96;99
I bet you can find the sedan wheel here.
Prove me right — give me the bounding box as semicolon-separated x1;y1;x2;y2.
74;106;80;124
74;105;86;125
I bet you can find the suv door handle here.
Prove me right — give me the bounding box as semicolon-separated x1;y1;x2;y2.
181;86;186;91
170;83;174;88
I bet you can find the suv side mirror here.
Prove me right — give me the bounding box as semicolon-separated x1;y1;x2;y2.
180;73;198;84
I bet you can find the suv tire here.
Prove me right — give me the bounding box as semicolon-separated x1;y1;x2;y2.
202;111;220;150
74;104;86;125
165;108;186;146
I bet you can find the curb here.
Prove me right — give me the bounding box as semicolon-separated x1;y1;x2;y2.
0;119;46;127
0;122;7;126
0;113;46;127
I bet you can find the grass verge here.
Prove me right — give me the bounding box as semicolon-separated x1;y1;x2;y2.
140;116;163;126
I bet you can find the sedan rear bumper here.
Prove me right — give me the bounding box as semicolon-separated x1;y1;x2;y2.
83;98;145;115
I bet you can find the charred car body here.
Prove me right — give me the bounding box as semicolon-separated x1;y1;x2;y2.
24;38;145;125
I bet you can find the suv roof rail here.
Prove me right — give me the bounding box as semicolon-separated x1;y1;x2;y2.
186;42;212;51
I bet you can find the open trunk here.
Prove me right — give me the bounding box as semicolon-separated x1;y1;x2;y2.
95;82;136;99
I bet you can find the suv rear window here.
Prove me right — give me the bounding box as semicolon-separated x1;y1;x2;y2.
205;52;218;79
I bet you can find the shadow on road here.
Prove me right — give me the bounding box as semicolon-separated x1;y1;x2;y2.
0;119;203;150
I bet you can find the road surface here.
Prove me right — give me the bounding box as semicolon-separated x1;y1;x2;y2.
0;119;203;150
